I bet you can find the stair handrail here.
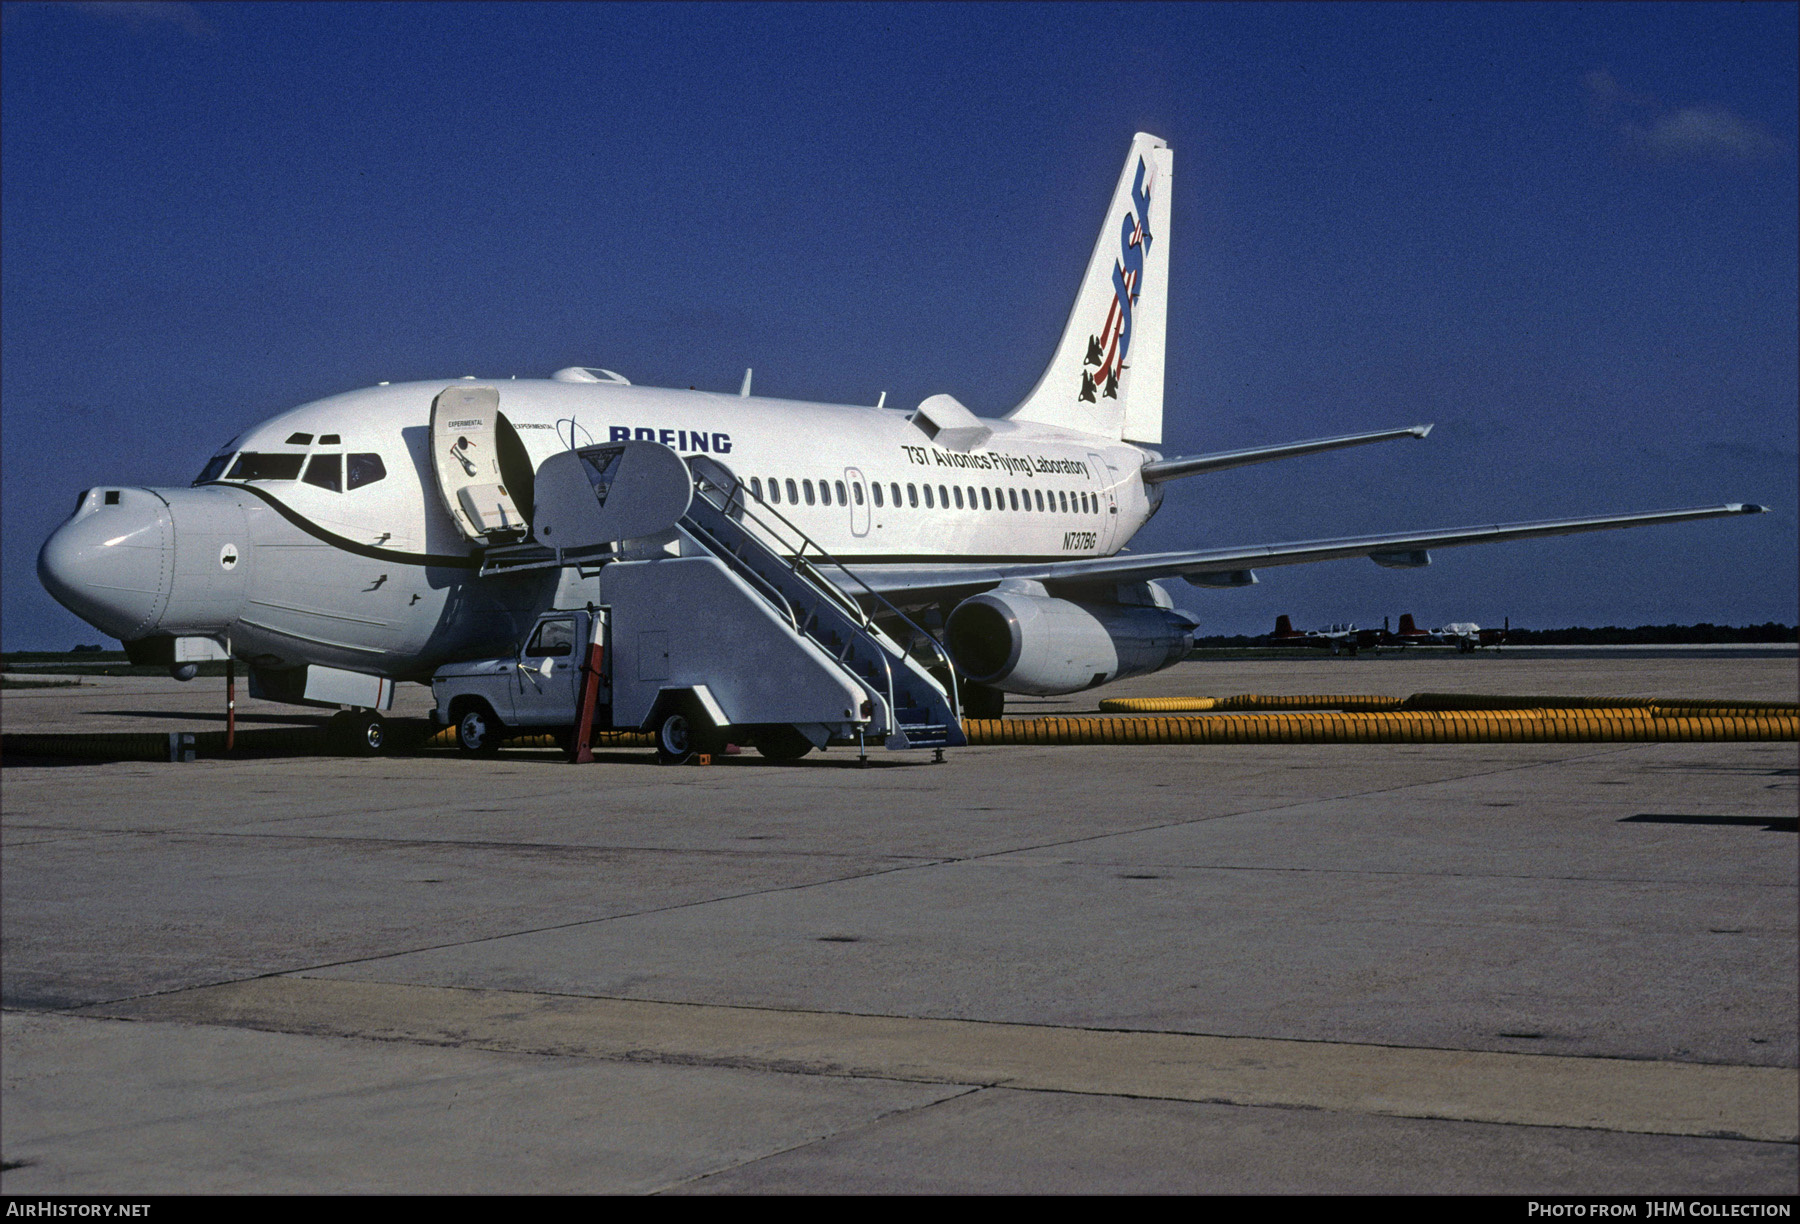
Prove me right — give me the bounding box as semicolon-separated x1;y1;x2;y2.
678;515;803;632
685;457;962;724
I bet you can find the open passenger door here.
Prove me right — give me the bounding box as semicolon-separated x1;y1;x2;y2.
431;385;528;544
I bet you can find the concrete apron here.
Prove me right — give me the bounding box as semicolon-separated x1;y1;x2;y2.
98;975;1797;1144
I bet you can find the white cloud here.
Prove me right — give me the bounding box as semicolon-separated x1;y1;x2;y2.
1584;69;1786;166
1624;105;1787;164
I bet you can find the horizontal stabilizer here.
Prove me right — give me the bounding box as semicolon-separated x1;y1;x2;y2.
1139;424;1432;484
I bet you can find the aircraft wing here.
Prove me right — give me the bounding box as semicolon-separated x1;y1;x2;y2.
845;503;1767;602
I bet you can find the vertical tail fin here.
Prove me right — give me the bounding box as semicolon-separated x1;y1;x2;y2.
1006;133;1172;445
1398;613;1419;635
1274;615;1295;637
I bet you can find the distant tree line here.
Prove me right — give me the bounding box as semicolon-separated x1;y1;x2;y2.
1192;622;1797;647
1498;622;1797;645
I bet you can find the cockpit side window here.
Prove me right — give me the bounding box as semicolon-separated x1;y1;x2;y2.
346;453;387;490
302;454;342;492
193;453;234;485
226;453;305;481
524;619;575;658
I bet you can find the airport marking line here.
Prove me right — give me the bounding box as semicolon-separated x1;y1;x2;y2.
97;976;1798;1144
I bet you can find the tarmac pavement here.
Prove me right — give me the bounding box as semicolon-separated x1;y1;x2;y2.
2;653;1795;1193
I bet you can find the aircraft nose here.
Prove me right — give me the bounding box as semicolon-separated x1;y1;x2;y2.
38;488;174;640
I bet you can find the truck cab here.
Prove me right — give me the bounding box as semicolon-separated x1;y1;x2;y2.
432;609;600;753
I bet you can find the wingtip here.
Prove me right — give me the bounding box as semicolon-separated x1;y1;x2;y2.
1411;424;1434;439
1734;503;1767;514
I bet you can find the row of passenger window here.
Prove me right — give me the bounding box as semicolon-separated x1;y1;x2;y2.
748;476;1101;516
194;451;387;492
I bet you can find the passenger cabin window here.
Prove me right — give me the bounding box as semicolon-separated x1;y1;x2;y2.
1060;491;1068;513
193;453;233;485
981;488;992;510
922;485;933;509
524;619;575;658
1008;488;1019;511
226;453;305;482
786;478;798;504
835;480;848;505
767;478;780;504
749;477;763;501
907;483;918;508
1034;489;1045;511
346;453;387;490
953;487;964;509
890;482;902;506
803;479;816;506
302;454;342;492
852;482;864;505
872;482;884;508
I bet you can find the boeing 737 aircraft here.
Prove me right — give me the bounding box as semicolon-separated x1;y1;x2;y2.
39;133;1764;733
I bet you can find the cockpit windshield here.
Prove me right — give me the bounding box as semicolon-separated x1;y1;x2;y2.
225;453;305;481
193;453;234;485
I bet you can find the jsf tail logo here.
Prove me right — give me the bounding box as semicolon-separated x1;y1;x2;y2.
1080;156;1154;404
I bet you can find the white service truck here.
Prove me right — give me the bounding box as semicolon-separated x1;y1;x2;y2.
431;602;855;765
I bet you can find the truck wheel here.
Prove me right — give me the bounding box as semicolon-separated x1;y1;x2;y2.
656;711;697;765
331;710;387;756
456;705;504;755
753;724;814;762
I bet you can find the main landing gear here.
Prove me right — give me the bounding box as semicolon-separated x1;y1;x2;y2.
328;709;387;756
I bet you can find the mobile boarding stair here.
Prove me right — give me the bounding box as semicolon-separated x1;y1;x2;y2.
479;443;965;757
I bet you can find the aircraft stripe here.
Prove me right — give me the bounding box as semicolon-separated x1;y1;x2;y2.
208;484;1085;574
209;483;480;569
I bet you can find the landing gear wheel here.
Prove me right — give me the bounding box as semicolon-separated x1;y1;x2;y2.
332;710;387;756
456;706;504;755
961;684;1005;720
753;724;814;762
656;711;696;765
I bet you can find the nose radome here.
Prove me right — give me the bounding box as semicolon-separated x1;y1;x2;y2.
38;488;174;640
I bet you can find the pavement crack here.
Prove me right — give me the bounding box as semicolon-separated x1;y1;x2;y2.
650;1084;990;1194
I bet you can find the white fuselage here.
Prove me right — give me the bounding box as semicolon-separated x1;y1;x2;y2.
233;379;1158;566
43;378;1161;681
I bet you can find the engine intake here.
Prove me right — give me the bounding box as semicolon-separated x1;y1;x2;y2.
946;590;1195;695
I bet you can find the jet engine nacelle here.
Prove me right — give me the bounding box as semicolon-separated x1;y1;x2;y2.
945;587;1195;695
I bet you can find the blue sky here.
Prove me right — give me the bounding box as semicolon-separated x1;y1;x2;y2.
4;1;1795;649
